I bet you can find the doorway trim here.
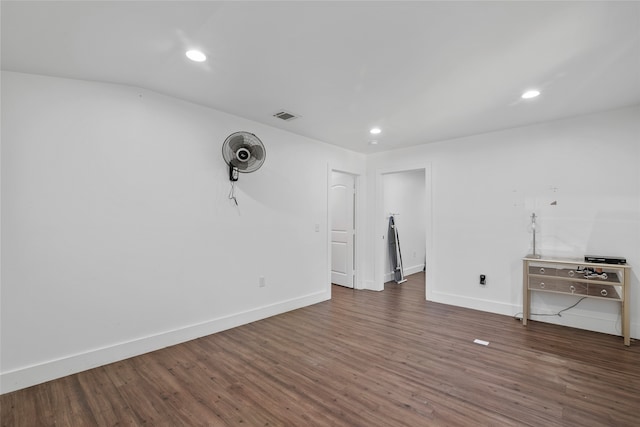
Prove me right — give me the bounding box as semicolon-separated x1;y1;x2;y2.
327;165;362;294
374;163;433;298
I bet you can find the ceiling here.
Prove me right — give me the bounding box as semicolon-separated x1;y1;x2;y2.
2;1;639;153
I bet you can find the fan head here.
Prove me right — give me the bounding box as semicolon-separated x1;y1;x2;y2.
222;131;266;175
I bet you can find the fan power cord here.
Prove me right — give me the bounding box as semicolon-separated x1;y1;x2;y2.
514;296;588;320
228;181;238;206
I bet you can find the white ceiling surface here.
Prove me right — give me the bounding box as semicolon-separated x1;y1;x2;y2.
2;1;639;153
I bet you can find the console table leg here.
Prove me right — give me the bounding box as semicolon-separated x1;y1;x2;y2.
623;269;630;346
522;259;529;326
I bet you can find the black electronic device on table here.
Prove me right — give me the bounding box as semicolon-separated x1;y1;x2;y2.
584;255;627;265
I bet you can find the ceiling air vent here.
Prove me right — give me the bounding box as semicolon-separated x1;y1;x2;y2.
273;110;299;121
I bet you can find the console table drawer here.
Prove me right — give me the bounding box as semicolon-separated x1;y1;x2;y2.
528;277;588;295
528;277;559;290
556;282;588;295
587;283;621;300
528;266;557;276
556;268;579;278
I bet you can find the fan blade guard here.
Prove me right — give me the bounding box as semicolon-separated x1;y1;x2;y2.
222;131;266;175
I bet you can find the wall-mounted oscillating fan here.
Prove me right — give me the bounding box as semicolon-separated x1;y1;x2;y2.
222;131;266;182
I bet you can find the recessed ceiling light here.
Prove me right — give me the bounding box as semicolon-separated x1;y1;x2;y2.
370;127;381;135
186;50;207;62
369;140;378;145
522;90;540;99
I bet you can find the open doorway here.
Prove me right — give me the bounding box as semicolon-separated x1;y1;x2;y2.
330;171;356;289
374;165;432;295
382;169;427;283
383;170;427;284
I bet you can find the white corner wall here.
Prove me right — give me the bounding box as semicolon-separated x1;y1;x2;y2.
383;170;426;280
0;71;366;393
366;105;640;339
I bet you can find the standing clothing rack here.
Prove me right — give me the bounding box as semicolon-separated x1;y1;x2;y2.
388;214;407;283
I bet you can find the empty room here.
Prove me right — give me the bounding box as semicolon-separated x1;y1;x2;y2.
1;1;639;426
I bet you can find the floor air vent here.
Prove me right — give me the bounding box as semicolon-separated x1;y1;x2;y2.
273;110;299;121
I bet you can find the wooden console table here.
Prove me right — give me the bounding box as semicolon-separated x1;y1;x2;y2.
522;256;631;346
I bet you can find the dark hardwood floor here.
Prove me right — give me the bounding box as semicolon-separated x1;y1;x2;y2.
2;272;639;426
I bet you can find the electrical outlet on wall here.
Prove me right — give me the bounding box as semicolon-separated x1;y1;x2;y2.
259;277;266;287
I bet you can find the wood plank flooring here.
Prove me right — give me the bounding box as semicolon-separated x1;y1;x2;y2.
2;272;639;426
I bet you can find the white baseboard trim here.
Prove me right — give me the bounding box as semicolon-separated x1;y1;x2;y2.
383;263;424;283
429;290;638;341
0;290;329;394
404;264;425;276
429;290;515;317
362;279;381;291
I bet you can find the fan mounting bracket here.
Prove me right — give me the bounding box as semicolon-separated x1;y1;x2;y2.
229;165;239;181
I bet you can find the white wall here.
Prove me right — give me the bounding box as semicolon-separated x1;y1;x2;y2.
0;71;366;393
383;170;426;280
2;70;638;394
367;106;640;339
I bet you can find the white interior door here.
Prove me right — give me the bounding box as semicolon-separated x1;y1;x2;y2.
331;171;355;288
